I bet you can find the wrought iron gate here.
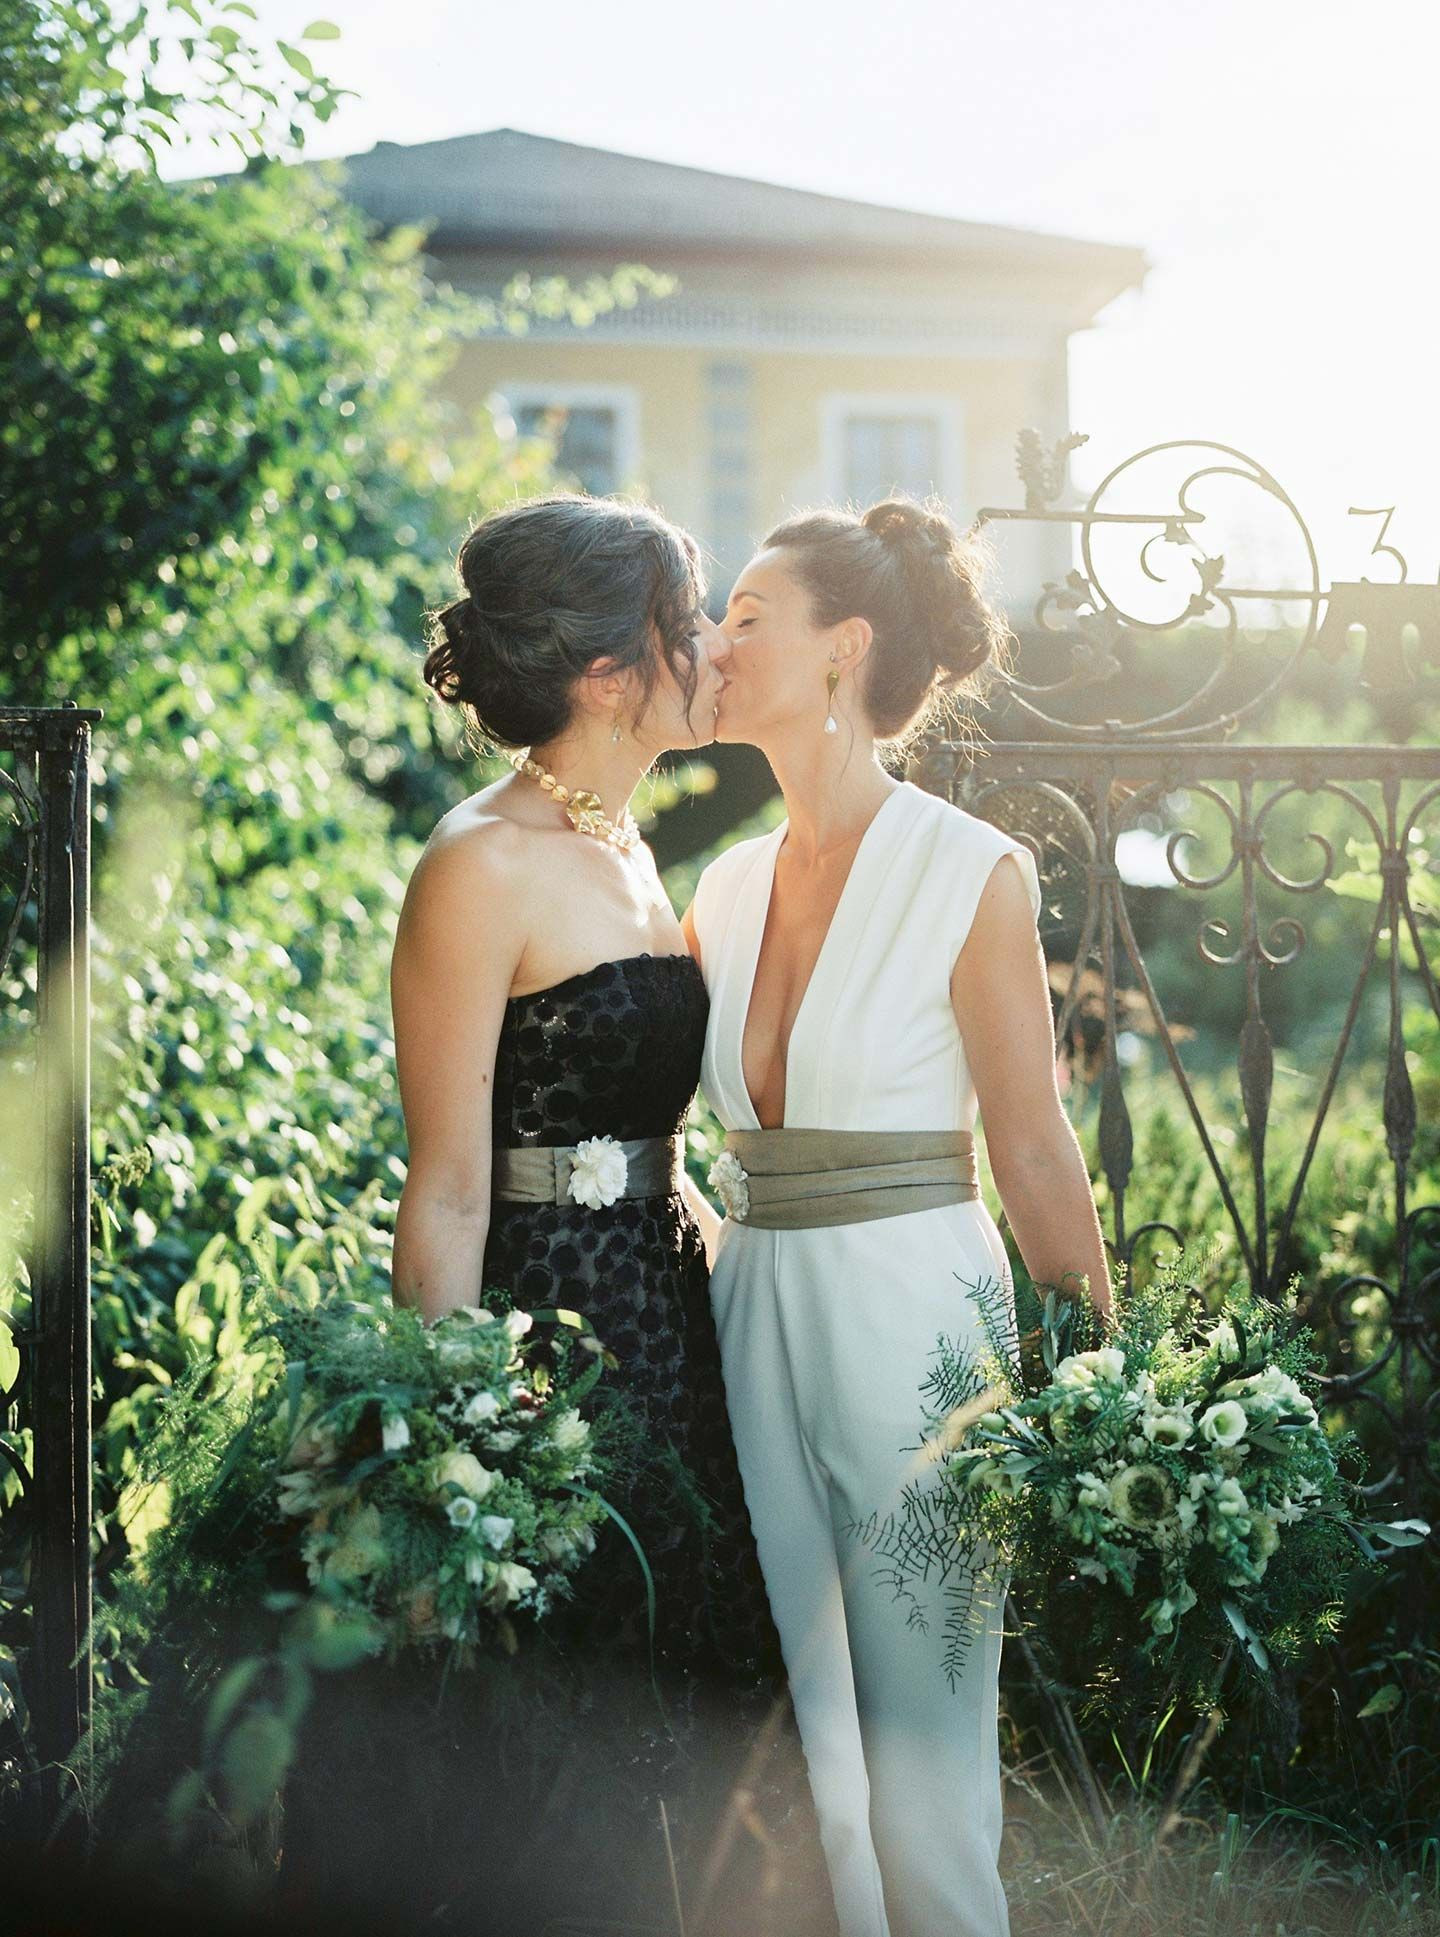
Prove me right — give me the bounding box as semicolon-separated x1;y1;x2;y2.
0;703;100;1830
918;435;1438;1531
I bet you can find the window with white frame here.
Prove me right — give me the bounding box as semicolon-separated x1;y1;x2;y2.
820;394;964;510
496;383;640;497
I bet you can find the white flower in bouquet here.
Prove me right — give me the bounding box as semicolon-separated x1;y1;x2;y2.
1228;1366;1317;1422
447;1494;480;1530
1198;1399;1249;1448
1209;1317;1241;1361
382;1412;410;1452
1210;1477;1252;1530
286;1412;341;1470
1053;1347;1125;1392
461;1390;501;1426
488;1561;538;1607
441;1611;469;1641
278;1469;323;1516
1143;1579;1197;1635
324;1503;387;1582
1109;1463;1177;1530
567;1136;629;1210
432;1450;495;1500
505;1309;534;1340
549;1407;590;1457
486;1429;521;1452
1076;1471;1112;1511
479;1514;515;1548
1141;1407;1193;1449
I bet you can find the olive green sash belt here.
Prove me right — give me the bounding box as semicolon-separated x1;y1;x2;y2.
721;1128;979;1230
492;1135;683;1205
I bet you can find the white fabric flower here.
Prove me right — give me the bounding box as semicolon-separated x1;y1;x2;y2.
567;1136;629;1209
707;1151;751;1220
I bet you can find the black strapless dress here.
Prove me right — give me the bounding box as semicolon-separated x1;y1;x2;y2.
283;954;835;1937
481;950;780;1684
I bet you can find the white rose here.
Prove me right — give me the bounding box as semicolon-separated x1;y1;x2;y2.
488;1561;538;1608
1199;1400;1249;1448
462;1390;501;1426
479;1514;515;1548
432;1450;495;1500
382;1412;410;1452
567;1136;629;1210
707;1151;752;1221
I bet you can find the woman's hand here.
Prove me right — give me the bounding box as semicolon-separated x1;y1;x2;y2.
950;852;1113;1325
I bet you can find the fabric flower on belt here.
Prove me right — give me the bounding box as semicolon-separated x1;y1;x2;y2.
708;1150;751;1221
567;1134;629;1209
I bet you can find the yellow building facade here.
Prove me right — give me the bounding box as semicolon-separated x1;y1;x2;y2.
338;129;1147;608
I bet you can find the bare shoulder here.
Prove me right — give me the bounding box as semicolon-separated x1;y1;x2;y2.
399;793;549;939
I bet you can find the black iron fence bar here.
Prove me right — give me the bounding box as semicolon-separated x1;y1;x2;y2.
0;707;104;750
943;744;1440;783
9;707;97;1824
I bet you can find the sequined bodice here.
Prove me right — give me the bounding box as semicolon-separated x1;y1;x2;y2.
480;949;780;1687
491;951;708;1148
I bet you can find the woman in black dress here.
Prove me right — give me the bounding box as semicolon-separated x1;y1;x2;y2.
358;496;825;1934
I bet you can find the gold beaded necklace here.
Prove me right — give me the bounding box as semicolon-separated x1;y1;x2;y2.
507;750;641;852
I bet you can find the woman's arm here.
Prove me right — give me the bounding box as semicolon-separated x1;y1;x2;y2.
390;820;528;1325
950;854;1114;1324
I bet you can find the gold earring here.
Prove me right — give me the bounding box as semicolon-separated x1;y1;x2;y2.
824;655;840;736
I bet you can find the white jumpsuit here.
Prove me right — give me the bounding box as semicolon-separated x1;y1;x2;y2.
691;780;1042;1937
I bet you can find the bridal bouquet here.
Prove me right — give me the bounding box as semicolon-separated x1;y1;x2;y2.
866;1247;1427;1709
97;1286;619;1837
264;1294;611;1654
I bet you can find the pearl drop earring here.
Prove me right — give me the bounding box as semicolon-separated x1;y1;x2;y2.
824;654;840;736
611;705;624;746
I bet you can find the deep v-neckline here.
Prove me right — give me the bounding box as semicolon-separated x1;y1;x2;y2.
737;784;908;1130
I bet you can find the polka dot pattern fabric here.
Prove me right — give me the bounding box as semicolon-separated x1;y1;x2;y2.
483;952;783;1690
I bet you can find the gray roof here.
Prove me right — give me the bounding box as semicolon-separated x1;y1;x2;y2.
328;127;1146;297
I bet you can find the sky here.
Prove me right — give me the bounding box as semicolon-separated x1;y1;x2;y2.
166;0;1440;590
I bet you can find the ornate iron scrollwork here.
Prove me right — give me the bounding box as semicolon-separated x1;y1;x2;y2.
918;434;1440;1540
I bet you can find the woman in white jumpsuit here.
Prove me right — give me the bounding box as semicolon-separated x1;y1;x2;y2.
683;499;1111;1937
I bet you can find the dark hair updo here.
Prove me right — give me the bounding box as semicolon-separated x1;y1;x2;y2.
762;496;1010;743
424;495;705;748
